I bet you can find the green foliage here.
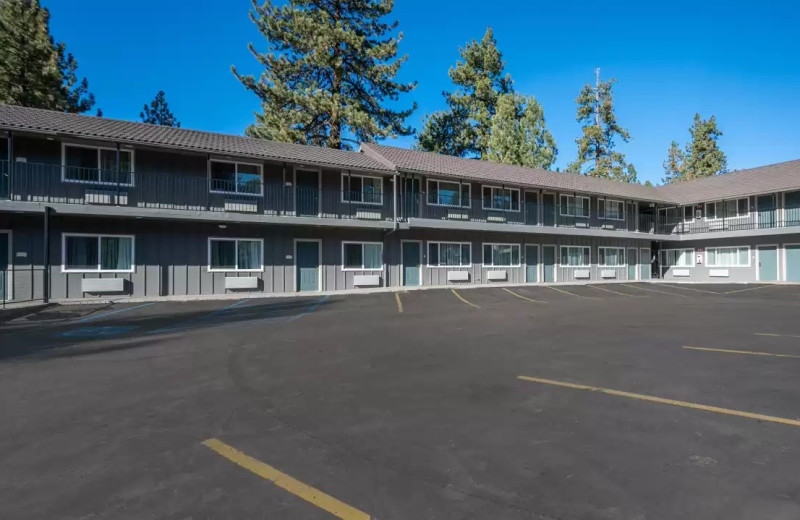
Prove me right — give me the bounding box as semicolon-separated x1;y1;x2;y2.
486;93;557;169
232;0;416;150
140;91;180;127
567;70;636;183
662;114;727;183
417;27;512;158
0;0;96;113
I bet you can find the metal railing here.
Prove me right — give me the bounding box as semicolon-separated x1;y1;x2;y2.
0;161;392;222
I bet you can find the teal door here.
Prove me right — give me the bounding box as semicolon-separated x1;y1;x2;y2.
0;232;8;301
296;241;320;291
542;245;556;282
757;195;776;229
542;194;556;226
786;245;800;282
639;248;651;280
402;241;421;286
627;248;637;280
758;245;778;281
295;169;319;216
525;245;538;283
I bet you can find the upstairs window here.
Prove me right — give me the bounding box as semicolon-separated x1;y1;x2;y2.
598;199;624;220
427;180;470;208
63;144;133;185
705;198;748;219
342;174;383;204
482;186;520;211
210;160;263;195
559;195;590;218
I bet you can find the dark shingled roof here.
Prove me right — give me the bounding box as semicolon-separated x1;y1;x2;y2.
0;104;393;174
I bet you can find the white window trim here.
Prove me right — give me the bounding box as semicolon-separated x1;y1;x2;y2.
598;246;626;267
209;159;264;197
559;194;590;218
61;233;136;274
341;241;384;271
660;248;695;268
427;241;472;268
682;205;696;223
705;198;749;221
207;237;264;273
482;243;522;267
482;185;521;212
340;173;384;206
705;246;751;268
599;199;625;221
61;142;135;187
559;245;591;267
426;179;471;208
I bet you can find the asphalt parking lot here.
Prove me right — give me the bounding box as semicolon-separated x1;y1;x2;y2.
2;282;800;520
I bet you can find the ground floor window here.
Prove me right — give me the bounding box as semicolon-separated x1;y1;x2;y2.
598;247;625;267
62;234;134;272
342;242;383;270
208;238;263;272
482;243;521;267
560;246;590;267
660;248;693;267
706;246;750;267
428;242;471;267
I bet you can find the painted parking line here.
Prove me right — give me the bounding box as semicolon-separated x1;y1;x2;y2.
755;332;800;339
451;289;480;308
395;292;404;313
587;285;645;297
502;288;547;304
544;286;600;300
287;296;330;322
725;285;776;295
74;302;156;323
659;283;721;295
517;375;800;428
147;299;251;334
621;284;688;298
683;346;800;359
202;439;370;520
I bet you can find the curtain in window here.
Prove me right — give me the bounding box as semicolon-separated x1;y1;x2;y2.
211;240;236;269
66;236;98;270
237;240;261;270
562;247;588;266
363;244;382;269
441;243;461;265
602;248;624;266
100;237;132;270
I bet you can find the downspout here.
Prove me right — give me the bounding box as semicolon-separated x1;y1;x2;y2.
42;206;51;304
7;131;13;197
382;171;400;288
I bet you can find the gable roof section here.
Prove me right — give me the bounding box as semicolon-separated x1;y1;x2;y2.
361;142;668;202
0;104;393;174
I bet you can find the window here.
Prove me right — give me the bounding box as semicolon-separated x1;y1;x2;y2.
598;247;626;267
482;186;520;211
427;180;470;207
208;238;263;272
482;243;521;267
559;195;590;218
706;246;750;267
560;246;591;267
209;160;263;195
63;144;134;185
705;198;749;219
428;242;471;267
342;174;382;204
342;242;383;270
598;199;624;220
660;248;694;267
62;234;134;273
683;205;695;222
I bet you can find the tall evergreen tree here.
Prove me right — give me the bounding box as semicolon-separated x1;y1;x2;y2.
567;69;636;183
0;0;96;113
486;93;557;169
662;114;727;183
232;0;416;150
140;91;180;127
417;27;512;158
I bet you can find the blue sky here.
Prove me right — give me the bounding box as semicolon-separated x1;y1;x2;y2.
46;0;799;185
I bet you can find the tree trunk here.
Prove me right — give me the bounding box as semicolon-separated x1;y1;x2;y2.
329;0;343;149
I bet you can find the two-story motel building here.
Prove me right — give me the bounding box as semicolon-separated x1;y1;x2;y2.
2;104;800;303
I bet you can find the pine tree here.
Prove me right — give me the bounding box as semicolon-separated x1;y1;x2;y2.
140;91;180;127
232;0;416;150
662;140;686;183
0;0;96;113
486;93;557;169
567;69;636;183
417;27;512;158
662;114;727;183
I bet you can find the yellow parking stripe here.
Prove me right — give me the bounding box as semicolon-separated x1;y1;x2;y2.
683;346;800;359
395;293;403;314
202;439;370;520
503;288;547;303
725;285;775;295
659;283;721;295
588;285;644;297
621;283;688;298
545;285;600;299
517;375;800;428
451;289;480;308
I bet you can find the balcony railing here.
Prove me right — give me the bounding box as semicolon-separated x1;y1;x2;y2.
0;161;392;222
